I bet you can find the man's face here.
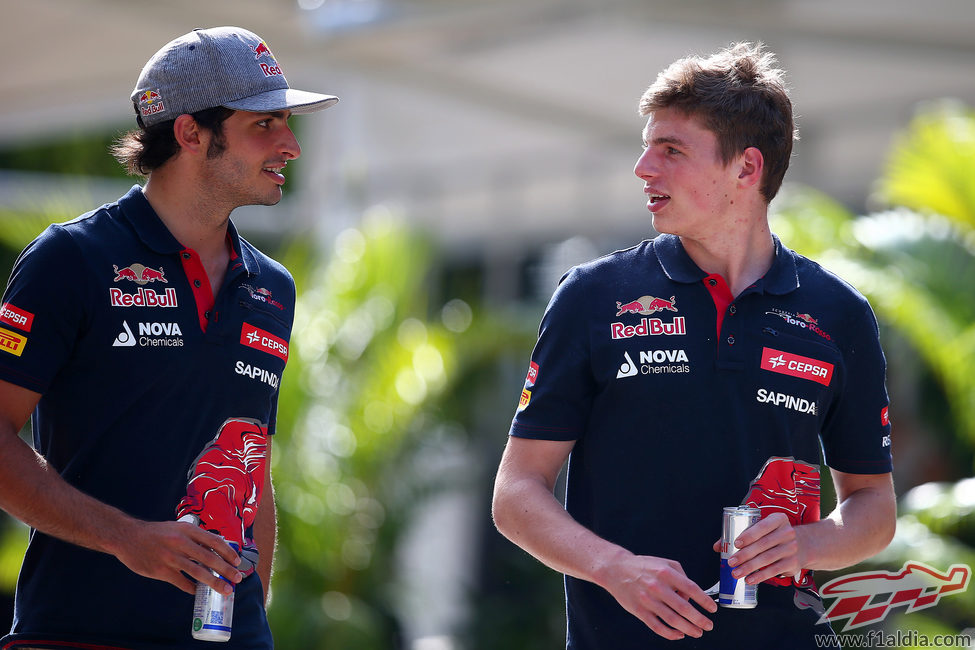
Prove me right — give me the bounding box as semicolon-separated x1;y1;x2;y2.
201;109;301;209
633;108;740;239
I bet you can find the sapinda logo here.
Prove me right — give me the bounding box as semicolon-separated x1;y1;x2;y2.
819;561;971;631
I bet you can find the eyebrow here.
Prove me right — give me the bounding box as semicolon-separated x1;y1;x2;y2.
644;134;689;148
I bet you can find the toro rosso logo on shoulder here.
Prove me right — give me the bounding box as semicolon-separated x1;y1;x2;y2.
819;561;971;631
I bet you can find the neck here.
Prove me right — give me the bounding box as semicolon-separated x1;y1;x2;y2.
679;221;776;297
143;172;231;262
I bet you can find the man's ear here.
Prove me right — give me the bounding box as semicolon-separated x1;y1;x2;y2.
173;114;205;155
737;146;765;189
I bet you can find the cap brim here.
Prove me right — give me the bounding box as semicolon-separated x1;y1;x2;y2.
223;88;339;114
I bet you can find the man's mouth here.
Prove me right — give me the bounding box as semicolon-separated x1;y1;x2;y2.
262;164;287;185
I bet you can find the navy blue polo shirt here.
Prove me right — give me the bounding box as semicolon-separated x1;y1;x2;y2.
510;234;892;650
0;186;293;649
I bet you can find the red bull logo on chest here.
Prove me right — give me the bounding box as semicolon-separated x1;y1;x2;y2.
615;295;678;317
113;263;169;286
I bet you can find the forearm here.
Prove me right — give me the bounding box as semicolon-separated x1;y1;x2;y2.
796;477;896;572
492;473;629;589
253;483;276;604
0;422;136;555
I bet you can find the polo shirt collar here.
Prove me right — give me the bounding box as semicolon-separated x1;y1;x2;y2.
118;185;260;277
654;232;799;295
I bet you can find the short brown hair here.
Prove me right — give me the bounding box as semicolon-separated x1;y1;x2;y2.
111;106;235;177
639;42;797;202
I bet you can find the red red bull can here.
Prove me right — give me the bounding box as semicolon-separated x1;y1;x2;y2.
192;538;238;642
719;506;761;608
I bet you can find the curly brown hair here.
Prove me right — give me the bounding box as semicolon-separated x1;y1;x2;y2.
111;106;235;177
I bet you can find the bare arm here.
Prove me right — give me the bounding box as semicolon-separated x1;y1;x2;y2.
0;379;242;595
492;436;716;641
253;437;276;605
727;470;896;584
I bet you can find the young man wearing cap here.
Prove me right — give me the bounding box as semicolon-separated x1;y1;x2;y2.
0;27;337;648
492;43;896;649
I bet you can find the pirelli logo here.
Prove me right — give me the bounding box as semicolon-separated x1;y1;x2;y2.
0;327;27;357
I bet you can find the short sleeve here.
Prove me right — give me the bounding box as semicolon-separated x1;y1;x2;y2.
509;267;596;441
819;298;893;474
0;226;90;393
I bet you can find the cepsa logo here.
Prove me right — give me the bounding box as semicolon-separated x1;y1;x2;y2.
525;361;539;387
761;347;833;386
0;303;34;332
241;323;289;362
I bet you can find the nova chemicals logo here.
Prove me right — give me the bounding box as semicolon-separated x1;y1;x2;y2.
616;349;690;378
113;321;184;348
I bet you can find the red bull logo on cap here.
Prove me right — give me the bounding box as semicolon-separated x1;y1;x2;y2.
137;89;166;118
252;41;282;77
253;41;274;60
615;295;678;317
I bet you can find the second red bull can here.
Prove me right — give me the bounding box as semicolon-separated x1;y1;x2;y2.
192;538;238;642
719;506;761;608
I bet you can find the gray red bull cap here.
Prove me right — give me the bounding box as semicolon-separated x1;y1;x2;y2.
131;26;338;127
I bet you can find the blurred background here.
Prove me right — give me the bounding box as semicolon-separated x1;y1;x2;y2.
2;0;974;646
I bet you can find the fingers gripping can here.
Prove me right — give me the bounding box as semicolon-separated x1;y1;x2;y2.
719;506;761;608
192;538;238;642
